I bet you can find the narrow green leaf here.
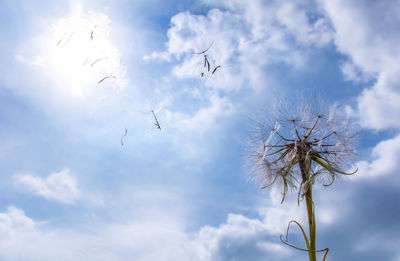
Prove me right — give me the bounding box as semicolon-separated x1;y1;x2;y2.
281;177;288;204
312;156;357;175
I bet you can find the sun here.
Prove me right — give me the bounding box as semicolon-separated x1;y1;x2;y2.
48;11;126;98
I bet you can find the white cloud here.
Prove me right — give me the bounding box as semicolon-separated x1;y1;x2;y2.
165;92;235;133
0;203;297;261
0;182;315;261
0;206;199;261
0;206;35;236
321;0;400;130
355;134;400;179
275;2;333;47
15;168;80;204
147;91;236;165
201;0;333;47
1;182;391;261
148;1;334;92
357;73;400;129
143;0;336;143
196;213;293;261
143;51;171;62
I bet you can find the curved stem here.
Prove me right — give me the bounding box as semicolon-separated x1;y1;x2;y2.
281;220;330;261
280;235;328;255
321;247;329;261
284;220;310;248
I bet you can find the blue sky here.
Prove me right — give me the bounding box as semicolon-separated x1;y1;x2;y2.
0;0;400;260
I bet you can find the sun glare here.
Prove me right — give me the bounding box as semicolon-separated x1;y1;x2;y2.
49;11;126;98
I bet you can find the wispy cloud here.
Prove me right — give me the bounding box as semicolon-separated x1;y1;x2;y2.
15;168;80;204
15;55;44;67
340;60;372;83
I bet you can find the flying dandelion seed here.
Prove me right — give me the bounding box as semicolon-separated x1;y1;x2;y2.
98;75;116;84
56;33;66;46
90;25;98;40
193;42;213;55
194;42;214;73
120;128;128;146
48;11;127;98
151;110;161;130
212;65;221;74
90;57;108;67
56;32;74;47
63;33;74;47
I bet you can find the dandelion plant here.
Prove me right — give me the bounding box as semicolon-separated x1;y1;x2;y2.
248;100;357;261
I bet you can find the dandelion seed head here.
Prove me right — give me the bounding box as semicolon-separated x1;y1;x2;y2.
247;98;358;202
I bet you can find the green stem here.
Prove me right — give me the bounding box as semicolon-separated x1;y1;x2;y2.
300;160;317;261
305;184;316;261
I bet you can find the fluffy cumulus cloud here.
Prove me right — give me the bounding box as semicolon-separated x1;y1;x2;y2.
0;206;194;261
145;0;400;175
195;182;400;261
355;134;400;179
0;207;35;239
0;191;304;261
317;0;400;185
3;183;399;261
15;168;80;204
312;180;400;261
148;0;334;91
201;0;333;46
5;184;397;261
196;213;292;261
143;0;336;146
0;184;308;261
165;92;235;133
320;0;400;130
